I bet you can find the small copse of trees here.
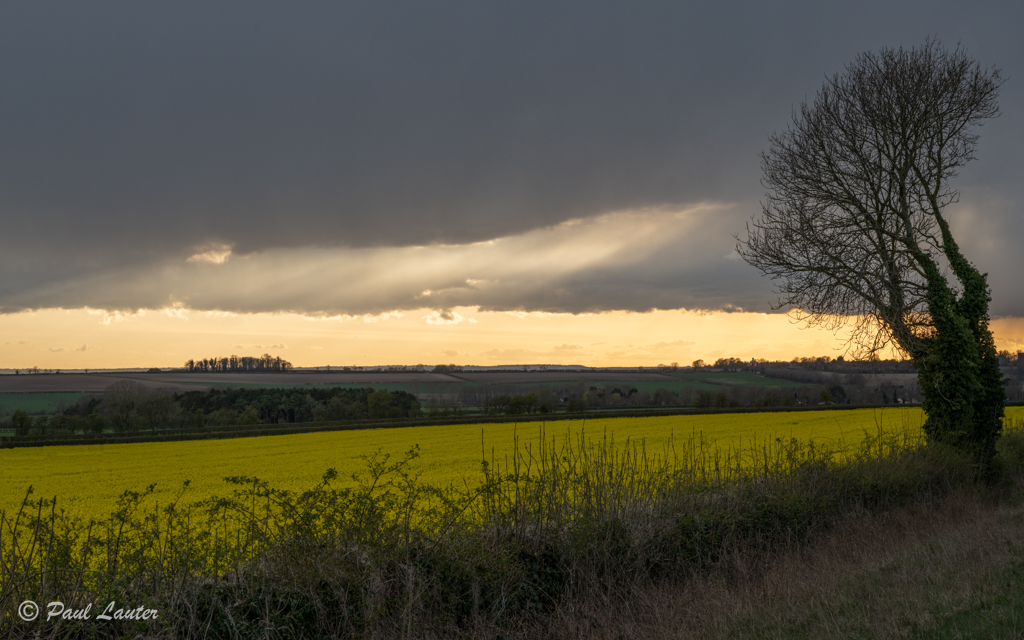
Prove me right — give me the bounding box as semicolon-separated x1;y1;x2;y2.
184;354;293;373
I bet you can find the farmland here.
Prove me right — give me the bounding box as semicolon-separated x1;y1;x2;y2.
3;404;1023;638
0;392;91;415
8;365;982;429
7;406;1018;521
0;369;834;438
0;371;461;395
0;368;858;426
0;368;814;401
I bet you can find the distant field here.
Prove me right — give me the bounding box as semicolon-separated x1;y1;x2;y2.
508;372;812;395
670;371;810;388
0;392;95;415
454;371;678;384
0;370;815;415
158;371;457;385
0;372;462;395
0;374;202;394
7;406;1009;522
511;378;723;394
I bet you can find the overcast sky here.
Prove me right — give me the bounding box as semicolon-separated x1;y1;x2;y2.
2;1;1021;317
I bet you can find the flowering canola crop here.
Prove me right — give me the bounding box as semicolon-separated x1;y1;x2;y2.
2;407;1020;521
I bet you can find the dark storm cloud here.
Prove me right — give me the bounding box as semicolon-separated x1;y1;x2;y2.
1;1;1021;315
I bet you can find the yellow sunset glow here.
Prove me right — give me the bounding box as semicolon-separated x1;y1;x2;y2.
2;307;1023;370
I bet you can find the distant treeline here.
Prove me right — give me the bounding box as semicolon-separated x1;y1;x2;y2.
691;355;919;374
452;377;918;414
3;382;421;436
184;354;293;373
178;386;421;425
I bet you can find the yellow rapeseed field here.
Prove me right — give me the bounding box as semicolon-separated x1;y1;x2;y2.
2;407;1021;521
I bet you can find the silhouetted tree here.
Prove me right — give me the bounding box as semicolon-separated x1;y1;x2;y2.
738;40;1004;468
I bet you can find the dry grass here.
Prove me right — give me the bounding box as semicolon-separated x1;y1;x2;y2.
514;484;1024;640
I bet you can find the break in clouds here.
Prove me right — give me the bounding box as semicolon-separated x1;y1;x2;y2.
1;1;1021;317
0;205;762;316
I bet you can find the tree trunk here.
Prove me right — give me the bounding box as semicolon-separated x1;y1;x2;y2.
913;252;1004;471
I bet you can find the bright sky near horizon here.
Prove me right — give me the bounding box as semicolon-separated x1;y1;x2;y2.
2;308;1023;370
1;2;1021;369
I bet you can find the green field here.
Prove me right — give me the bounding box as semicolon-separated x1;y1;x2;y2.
669;371;810;387
510;375;805;395
3;406;980;521
0;392;94;415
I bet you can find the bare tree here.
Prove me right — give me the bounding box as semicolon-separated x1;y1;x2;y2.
738;40;1005;467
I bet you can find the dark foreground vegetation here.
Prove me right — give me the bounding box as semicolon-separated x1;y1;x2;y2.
3;416;1024;638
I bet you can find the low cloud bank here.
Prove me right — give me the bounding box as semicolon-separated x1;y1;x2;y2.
0;204;773;316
